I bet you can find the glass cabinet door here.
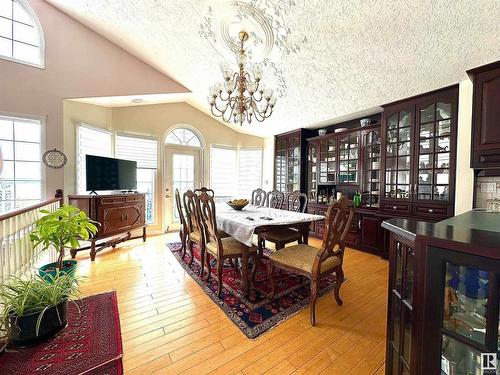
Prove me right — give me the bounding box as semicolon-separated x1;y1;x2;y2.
416;101;452;202
287;136;300;192
307;141;317;203
339;133;359;184
319;137;336;183
362;129;381;207
385;111;412;200
275;138;287;192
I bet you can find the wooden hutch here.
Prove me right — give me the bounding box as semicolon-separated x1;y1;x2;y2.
273;84;459;257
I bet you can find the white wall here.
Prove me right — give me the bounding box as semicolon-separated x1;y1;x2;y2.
455;79;474;214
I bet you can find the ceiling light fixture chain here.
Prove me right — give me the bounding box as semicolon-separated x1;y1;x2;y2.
208;30;277;126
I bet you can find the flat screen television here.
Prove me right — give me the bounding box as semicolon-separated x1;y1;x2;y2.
86;155;137;192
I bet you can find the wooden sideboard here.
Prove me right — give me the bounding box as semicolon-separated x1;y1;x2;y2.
68;193;146;260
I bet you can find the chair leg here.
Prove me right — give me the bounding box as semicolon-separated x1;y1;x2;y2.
216;258;224;298
310;277;318;326
204;252;211;281
267;261;276;299
181;235;188;259
250;256;258;283
258;238;264;257
179;230;186;253
187;240;194;266
333;268;344;306
200;245;206;277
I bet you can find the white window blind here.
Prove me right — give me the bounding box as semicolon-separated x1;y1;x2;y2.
210;146;237;199
115;133;158;169
77;124;112;193
238;148;262;200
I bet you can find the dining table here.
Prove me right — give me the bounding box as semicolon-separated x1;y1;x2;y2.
215;203;325;296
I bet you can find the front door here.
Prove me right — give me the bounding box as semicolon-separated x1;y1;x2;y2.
164;147;202;231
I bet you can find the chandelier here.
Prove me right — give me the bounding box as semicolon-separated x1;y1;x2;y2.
208;31;277;126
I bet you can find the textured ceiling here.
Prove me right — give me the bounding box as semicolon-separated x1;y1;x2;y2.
47;0;500;137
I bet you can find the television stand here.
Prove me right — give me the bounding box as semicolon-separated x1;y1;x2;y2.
68;193;146;260
89;190;98;195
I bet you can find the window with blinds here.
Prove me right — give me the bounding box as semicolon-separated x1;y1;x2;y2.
238;148;262;200
0;114;42;213
210;146;237;200
115;133;158;169
115;133;157;223
77;124;112;194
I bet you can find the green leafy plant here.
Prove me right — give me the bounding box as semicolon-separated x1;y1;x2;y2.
30;205;98;270
0;271;81;339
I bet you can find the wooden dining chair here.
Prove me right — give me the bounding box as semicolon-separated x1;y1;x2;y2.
267;196;353;326
194;187;215;197
251;188;266;206
257;191;309;253
265;190;285;209
197;192;258;297
183;190;203;267
174;189;188;258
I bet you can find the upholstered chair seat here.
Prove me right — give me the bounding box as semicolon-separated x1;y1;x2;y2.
269;244;341;274
259;228;301;243
191;229;229;243
207;237;258;257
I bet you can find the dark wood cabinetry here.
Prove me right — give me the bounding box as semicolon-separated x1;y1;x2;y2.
468;60;500;169
383;212;500;375
381;85;458;220
68;193;146;260
274;129;313;193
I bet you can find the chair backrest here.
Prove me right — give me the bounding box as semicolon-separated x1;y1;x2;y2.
288;191;308;213
197;191;223;257
194;187;215;197
314;196;353;272
183;190;202;235
265;190;285;209
251;188;266;206
175;189;187;232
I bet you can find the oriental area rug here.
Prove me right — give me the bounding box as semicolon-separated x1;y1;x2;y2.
0;291;123;375
167;242;341;339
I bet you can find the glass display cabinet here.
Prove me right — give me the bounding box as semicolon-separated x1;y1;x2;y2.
307;141;317;203
338;132;359;184
381;85;458;220
319;137;336;184
275;137;287;192
287;135;300;192
362;129;381;207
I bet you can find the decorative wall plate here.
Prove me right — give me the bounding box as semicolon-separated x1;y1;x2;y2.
42;148;67;169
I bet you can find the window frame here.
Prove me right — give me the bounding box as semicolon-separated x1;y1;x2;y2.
75;123;113;194
238;147;263;199
0;0;46;69
0;111;45;212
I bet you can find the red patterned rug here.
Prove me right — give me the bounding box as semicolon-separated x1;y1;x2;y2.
167;242;341;339
0;291;123;375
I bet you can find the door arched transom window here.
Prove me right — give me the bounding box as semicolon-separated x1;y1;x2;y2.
165;128;201;147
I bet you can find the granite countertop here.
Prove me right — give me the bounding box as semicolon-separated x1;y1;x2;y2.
381;210;500;256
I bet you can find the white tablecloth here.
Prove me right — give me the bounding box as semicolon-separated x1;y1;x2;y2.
215;203;324;246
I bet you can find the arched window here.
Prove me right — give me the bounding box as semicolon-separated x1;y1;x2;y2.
165;128;201;147
0;0;45;67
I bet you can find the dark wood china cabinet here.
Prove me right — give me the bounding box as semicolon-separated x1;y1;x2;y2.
467;60;500;170
274;129;312;194
362;128;382;208
381;85;458;220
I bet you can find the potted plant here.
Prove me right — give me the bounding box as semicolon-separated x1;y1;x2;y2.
0;271;80;346
30;205;98;278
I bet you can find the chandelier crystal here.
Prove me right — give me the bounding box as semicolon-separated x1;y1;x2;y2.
208;31;277;126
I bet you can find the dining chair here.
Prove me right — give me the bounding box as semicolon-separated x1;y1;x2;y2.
197;191;258;298
265;190;285;209
194;187;215;197
257;191;309;253
267;196;353;326
183;190;203;267
174;189;188;259
251;188;266;206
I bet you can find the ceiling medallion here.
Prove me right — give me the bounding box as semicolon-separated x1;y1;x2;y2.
208;31;276;126
200;0;306;99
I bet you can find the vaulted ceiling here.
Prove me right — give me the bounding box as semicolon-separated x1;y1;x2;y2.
47;0;500;137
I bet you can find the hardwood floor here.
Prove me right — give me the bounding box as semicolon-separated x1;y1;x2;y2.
76;233;388;375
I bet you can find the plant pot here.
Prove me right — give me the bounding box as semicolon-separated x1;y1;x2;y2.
9;299;68;346
39;260;77;280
